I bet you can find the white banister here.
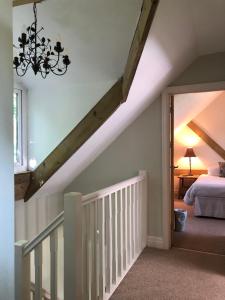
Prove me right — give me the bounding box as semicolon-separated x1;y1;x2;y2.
15;241;30;300
139;170;148;247
50;230;58;300
64;192;83;300
15;170;148;300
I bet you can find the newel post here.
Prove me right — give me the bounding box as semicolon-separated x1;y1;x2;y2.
15;241;30;300
139;170;148;247
64;192;83;300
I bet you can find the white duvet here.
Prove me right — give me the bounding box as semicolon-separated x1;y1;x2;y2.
184;174;225;218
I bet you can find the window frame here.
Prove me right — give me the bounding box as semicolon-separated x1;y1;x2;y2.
14;87;28;173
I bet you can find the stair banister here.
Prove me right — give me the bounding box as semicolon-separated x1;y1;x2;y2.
15;170;148;300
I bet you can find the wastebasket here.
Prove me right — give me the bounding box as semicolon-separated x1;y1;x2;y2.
174;209;187;232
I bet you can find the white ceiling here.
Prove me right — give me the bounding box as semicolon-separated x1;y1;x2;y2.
13;0;225;197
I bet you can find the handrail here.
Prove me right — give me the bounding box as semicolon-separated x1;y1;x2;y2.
23;174;145;255
23;211;64;256
82;174;145;205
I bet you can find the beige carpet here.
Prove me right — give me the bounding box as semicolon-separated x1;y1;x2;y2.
173;200;225;255
110;248;225;300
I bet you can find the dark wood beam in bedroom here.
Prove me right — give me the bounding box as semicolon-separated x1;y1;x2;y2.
188;121;225;160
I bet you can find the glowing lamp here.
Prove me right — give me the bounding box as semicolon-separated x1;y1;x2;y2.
184;147;196;176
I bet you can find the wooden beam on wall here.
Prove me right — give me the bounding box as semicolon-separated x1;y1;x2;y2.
24;78;124;201
122;0;159;100
15;172;32;201
13;0;42;7
188;121;225;160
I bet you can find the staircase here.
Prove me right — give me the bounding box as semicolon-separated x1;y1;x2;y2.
15;171;148;300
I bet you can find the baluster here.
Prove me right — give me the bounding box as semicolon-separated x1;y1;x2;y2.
123;187;128;270
64;192;82;300
15;241;30;300
117;189;123;277
105;195;112;293
82;205;88;299
131;184;135;259
139;170;148;248
34;244;42;300
128;186;131;264
91;202;97;299
86;204;92;300
135;182;139;254
50;230;58;300
112;192;118;284
98;198;105;300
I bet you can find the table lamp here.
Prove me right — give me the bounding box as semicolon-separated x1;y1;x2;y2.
184;147;196;176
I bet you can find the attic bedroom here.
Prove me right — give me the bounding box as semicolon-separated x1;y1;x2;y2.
172;91;225;255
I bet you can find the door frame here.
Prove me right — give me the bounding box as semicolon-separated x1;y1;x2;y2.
161;81;225;250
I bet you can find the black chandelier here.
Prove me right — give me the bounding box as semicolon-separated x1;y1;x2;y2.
13;3;71;78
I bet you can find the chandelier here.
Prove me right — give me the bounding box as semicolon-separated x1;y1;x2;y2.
13;3;71;78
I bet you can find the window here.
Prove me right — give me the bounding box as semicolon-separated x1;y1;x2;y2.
13;88;27;171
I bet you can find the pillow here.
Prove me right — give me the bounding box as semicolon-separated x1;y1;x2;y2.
208;165;220;176
218;162;225;177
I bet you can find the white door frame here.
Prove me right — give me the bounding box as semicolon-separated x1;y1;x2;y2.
161;81;225;249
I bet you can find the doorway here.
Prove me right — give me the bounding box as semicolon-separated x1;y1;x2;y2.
162;82;225;253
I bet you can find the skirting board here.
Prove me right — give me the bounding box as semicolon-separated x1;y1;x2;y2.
147;236;164;249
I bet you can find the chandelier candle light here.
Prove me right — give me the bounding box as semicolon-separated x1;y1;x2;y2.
13;3;71;78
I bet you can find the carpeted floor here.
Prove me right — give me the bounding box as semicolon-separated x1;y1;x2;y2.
110;248;225;300
173;199;225;255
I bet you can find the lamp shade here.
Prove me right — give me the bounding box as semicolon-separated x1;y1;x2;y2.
184;147;196;158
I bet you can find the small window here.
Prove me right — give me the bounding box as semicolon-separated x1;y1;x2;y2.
13;88;27;171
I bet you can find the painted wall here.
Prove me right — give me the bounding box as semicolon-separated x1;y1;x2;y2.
66;51;225;239
66;98;163;237
27;81;114;165
0;2;14;299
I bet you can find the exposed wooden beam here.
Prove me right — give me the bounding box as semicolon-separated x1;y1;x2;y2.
122;0;159;100
188;121;225;160
15;172;32;201
13;0;42;7
24;78;123;201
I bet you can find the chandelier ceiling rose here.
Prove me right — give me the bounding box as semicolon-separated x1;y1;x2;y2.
13;3;71;78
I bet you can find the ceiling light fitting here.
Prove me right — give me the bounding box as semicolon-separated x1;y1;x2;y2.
13;3;71;78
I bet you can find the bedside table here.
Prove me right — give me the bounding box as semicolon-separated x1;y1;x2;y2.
178;175;199;199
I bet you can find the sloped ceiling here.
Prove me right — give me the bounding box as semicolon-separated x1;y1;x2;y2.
174;91;224;131
13;0;225;197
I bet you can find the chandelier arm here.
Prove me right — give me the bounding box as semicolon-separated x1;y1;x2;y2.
50;65;68;76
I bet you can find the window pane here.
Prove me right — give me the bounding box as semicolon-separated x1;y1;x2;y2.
13;90;23;165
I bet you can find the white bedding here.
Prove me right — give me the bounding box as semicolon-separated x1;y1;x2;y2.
184;174;225;218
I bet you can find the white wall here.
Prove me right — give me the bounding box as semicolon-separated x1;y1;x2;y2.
0;2;14;299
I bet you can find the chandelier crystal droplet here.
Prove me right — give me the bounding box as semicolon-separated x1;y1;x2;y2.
13;3;71;78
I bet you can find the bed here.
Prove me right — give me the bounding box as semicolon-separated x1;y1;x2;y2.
184;174;225;219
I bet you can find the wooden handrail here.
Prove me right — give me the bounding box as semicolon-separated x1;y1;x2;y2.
24;1;159;201
83;174;145;205
23;211;64;256
188;121;225;160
